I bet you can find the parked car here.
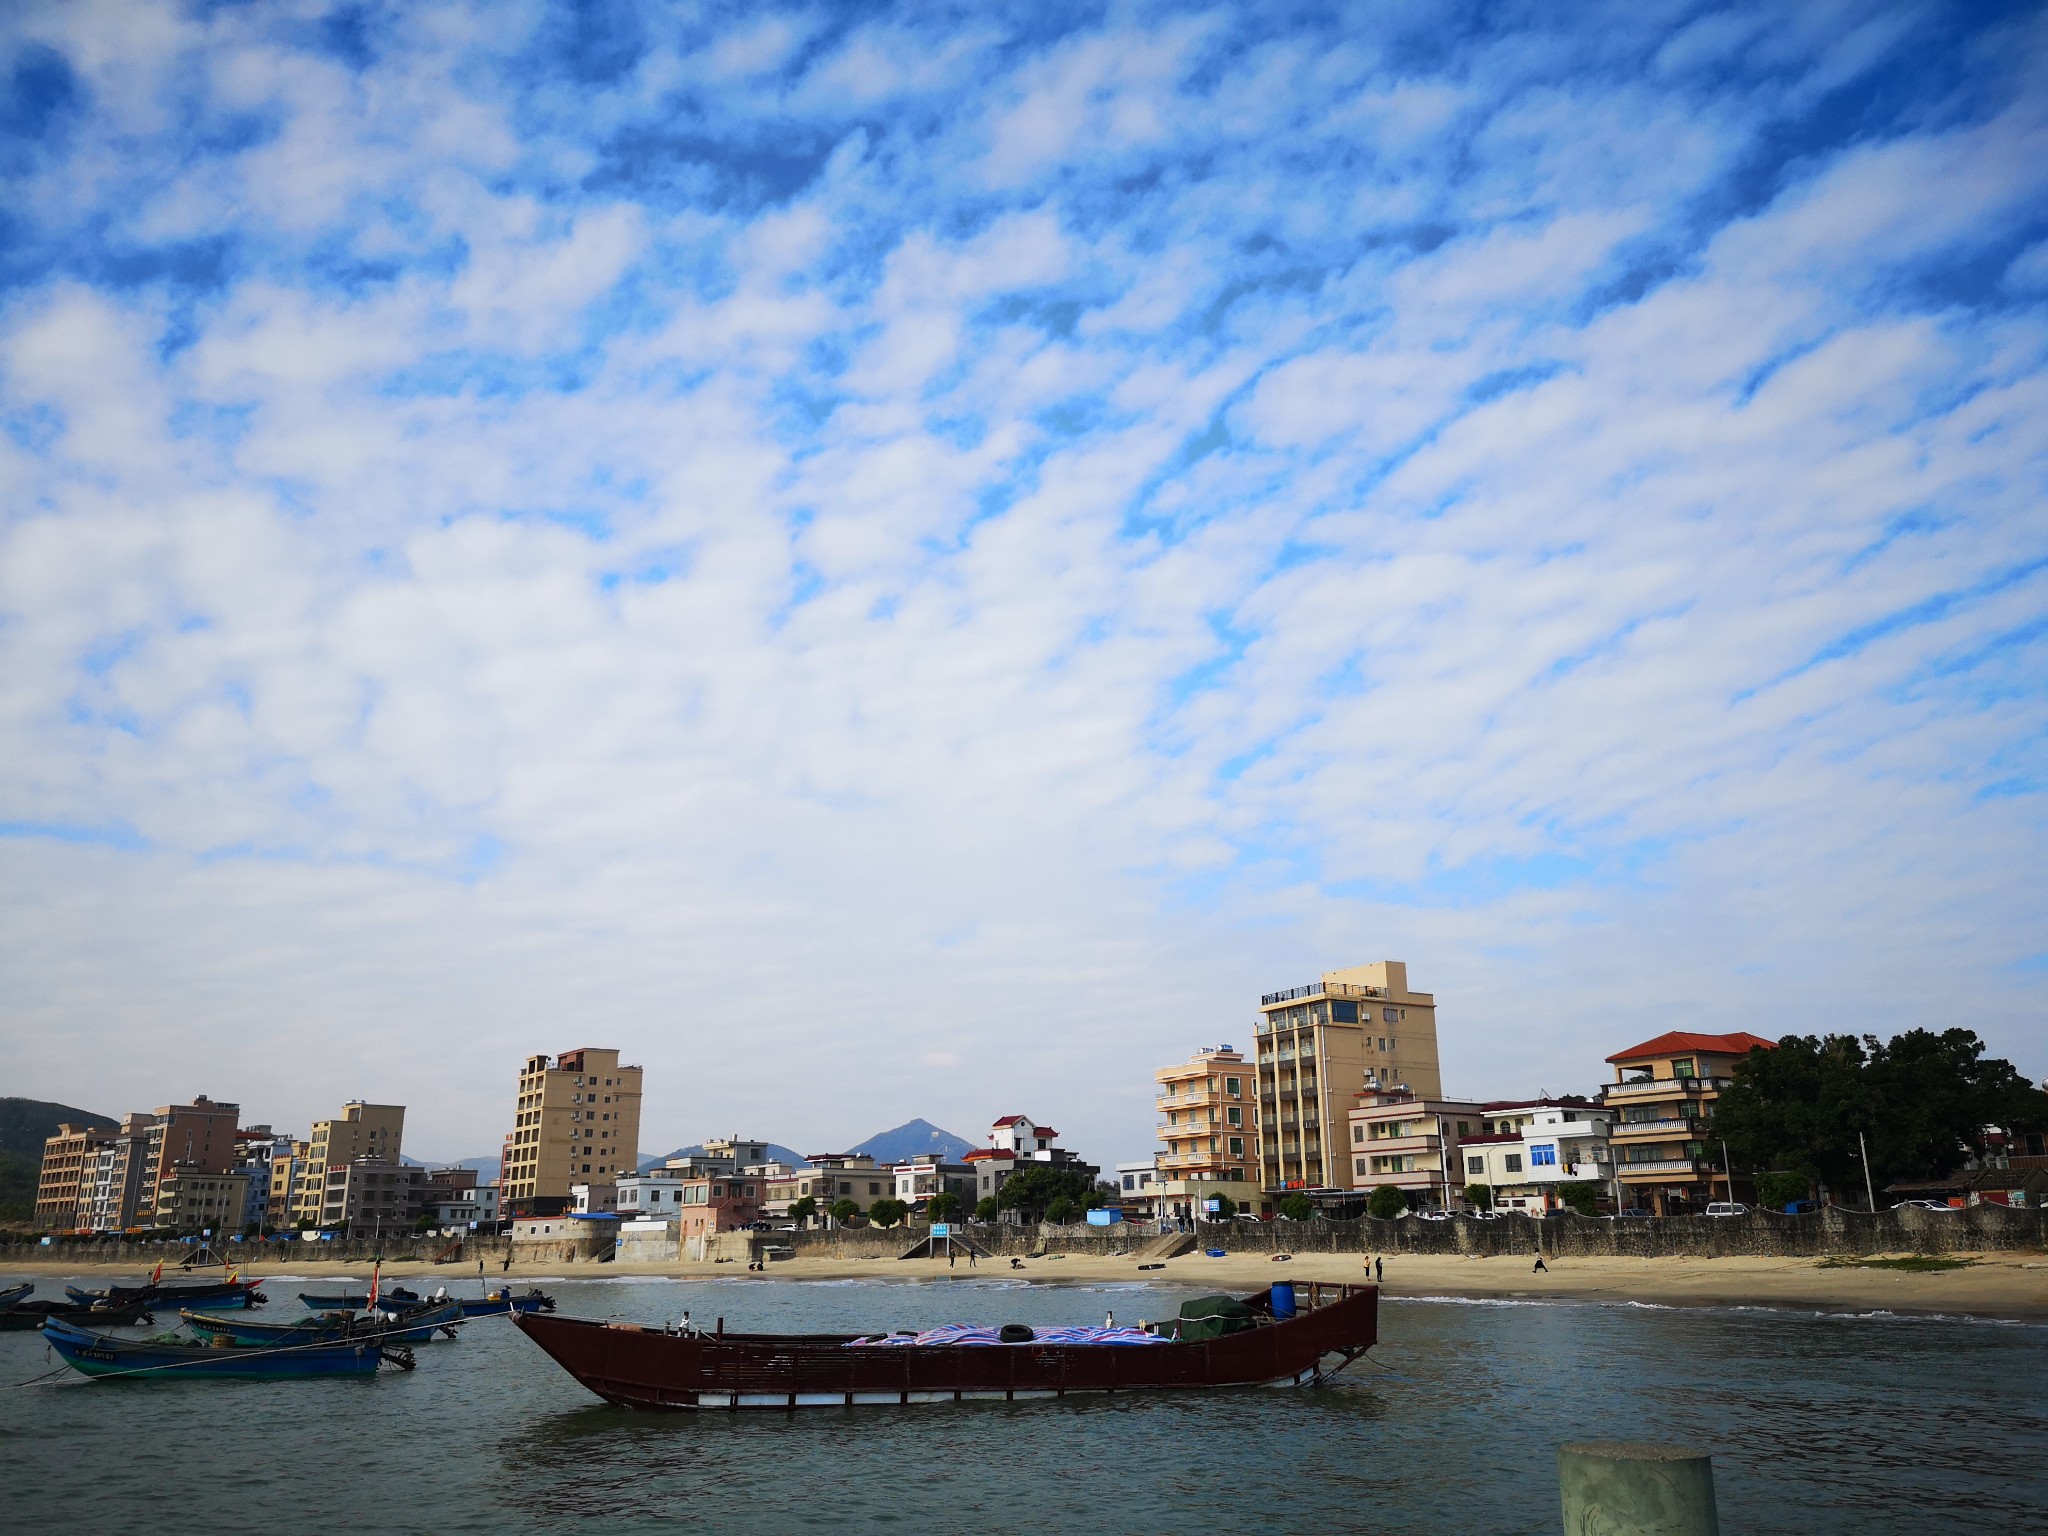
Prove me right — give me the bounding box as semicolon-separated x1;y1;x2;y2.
1705;1202;1750;1217
1412;1210;1453;1222
1609;1208;1655;1219
1782;1200;1819;1215
1891;1199;1955;1211
1463;1210;1501;1221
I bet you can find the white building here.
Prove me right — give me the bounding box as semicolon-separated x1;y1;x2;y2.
893;1156;976;1210
615;1172;687;1218
570;1180;620;1214
1115;1160;1160;1218
1459;1100;1616;1214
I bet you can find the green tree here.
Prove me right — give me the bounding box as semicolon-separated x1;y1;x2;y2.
1715;1029;2048;1194
1044;1196;1079;1225
927;1192;963;1222
995;1163;1096;1221
974;1196;999;1222
827;1198;861;1225
867;1198;909;1229
788;1195;818;1227
1461;1183;1492;1212
1277;1192;1315;1221
1369;1185;1408;1219
1756;1171;1809;1210
1209;1193;1238;1220
1555;1182;1601;1218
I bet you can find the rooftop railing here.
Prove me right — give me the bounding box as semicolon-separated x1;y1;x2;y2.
1259;981;1385;1007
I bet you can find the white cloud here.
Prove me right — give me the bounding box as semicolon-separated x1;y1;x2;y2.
0;3;2043;1171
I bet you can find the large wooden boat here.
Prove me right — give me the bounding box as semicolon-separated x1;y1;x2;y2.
297;1285;553;1317
515;1281;1376;1411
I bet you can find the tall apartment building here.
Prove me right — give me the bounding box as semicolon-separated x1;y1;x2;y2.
501;1047;644;1217
35;1121;116;1229
136;1096;241;1223
84;1113;158;1231
292;1102;406;1225
1254;960;1442;1194
1154;1045;1265;1220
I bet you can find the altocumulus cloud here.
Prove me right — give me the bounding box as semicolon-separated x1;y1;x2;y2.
1;1;2044;1165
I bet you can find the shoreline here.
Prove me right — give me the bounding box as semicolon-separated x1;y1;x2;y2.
8;1250;2044;1322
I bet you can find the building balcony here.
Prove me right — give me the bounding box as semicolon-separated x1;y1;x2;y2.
1259;980;1384;1008
1616;1159;1708;1178
1602;1076;1729;1101
1610;1119;1702;1139
1361;1134;1443;1153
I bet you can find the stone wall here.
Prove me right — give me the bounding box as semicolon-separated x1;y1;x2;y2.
779;1205;2047;1262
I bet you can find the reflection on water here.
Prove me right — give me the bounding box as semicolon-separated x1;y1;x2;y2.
2;1275;2042;1535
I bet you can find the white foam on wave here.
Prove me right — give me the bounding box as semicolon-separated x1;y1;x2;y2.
1387;1293;2036;1326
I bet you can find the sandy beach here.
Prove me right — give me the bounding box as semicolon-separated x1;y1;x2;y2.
12;1248;2046;1320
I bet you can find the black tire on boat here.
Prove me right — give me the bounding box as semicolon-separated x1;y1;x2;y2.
997;1323;1034;1344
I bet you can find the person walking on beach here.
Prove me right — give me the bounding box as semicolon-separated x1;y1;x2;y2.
1374;1255;1384;1284
1532;1256;1548;1274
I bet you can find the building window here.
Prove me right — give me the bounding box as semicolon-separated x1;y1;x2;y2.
1530;1145;1557;1166
1466;1156;1483;1175
1383;1007;1398;1023
1226;1107;1243;1127
1504;1154;1523;1173
1672;1058;1697;1078
1352;1125;1364;1143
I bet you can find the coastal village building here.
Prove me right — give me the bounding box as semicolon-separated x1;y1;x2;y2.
84;1114;158;1231
1257;961;1443;1196
764;1154;892;1218
1460;1100;1617;1215
136;1096;241;1224
501;1047;643;1217
1114;1160;1160;1220
318;1157;430;1233
893;1155;978;1211
267;1137;311;1228
1347;1091;1486;1210
1602;1031;1774;1214
36;1121;116;1229
153;1168;254;1232
1155;1045;1265;1221
292;1101;405;1225
965;1116;1099;1209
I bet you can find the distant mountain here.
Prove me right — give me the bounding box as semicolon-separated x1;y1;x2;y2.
0;1097;115;1222
640;1143;809;1172
0;1097;115;1156
847;1119;974;1164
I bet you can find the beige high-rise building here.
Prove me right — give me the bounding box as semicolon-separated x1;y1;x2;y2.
501;1047;643;1216
291;1102;405;1225
1254;960;1442;1194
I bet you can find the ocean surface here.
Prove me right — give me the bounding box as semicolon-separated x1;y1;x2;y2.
1;1273;2042;1534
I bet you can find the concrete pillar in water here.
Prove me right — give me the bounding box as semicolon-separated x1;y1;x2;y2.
1558;1441;1718;1536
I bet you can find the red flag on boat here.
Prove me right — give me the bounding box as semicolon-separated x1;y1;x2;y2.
149;1260;163;1285
368;1261;380;1312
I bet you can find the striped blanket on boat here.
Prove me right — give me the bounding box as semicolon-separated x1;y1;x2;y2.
853;1323;1165;1347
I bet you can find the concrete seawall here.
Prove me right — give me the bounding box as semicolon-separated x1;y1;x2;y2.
6;1205;2040;1267
780;1204;2047;1261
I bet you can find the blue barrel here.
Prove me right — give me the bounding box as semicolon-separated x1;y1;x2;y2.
1270;1280;1297;1319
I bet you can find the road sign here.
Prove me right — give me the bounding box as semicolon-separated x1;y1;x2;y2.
930;1223;951;1237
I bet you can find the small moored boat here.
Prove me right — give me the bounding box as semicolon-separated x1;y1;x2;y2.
0;1282;34;1310
184;1300;462;1346
0;1298;155;1331
66;1278;265;1311
298;1284;424;1311
41;1316;411;1380
515;1281;1375;1411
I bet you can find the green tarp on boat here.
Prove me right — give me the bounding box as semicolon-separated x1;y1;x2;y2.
1175;1294;1257;1342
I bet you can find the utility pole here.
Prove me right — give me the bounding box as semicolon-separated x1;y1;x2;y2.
1858;1131;1876;1212
1721;1140;1733;1204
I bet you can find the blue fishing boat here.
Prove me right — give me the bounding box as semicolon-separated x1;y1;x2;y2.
185;1300;462;1346
455;1287;556;1318
41;1316;410;1380
66;1278;265;1311
0;1282;34;1310
0;1298;154;1331
297;1284;423;1310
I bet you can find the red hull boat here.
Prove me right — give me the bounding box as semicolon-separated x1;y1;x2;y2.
515;1282;1376;1411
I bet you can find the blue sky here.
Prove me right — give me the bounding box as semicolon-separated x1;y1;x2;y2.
2;1;2044;1168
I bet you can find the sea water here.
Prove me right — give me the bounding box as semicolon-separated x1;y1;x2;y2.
0;1274;2041;1534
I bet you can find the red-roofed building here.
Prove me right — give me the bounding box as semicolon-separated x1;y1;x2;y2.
1603;1030;1776;1214
971;1116;1098;1212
